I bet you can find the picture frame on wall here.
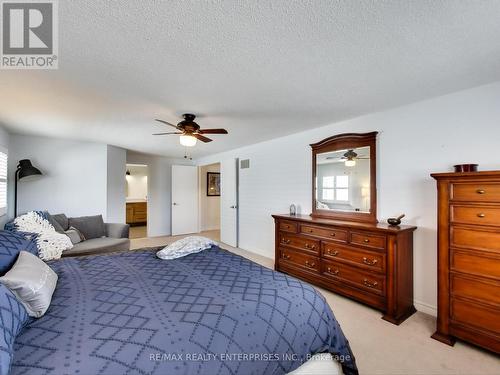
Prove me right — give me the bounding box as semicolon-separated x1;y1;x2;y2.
207;172;221;196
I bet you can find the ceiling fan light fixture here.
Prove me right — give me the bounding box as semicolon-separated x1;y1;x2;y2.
179;134;197;147
345;159;356;167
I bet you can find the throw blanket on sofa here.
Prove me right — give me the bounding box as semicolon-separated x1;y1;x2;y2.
14;212;72;260
12;247;358;375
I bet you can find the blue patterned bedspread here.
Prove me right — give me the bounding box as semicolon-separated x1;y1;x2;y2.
12;247;357;375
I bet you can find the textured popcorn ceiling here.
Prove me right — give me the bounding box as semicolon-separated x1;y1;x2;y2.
1;0;500;158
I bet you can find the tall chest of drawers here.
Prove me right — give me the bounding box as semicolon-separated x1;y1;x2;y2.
431;171;500;353
272;214;417;325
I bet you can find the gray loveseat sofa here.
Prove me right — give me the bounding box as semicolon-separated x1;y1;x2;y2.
49;213;130;257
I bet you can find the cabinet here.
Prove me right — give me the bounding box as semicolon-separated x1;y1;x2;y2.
126;202;147;225
431;171;500;353
273;214;417;324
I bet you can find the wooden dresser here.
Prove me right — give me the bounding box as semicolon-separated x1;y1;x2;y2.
126;201;147;225
431;171;500;353
272;214;417;325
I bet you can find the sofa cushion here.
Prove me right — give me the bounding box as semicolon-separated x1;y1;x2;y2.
0;283;29;375
68;215;105;240
51;214;69;232
0;251;58;318
62;238;130;257
0;231;38;275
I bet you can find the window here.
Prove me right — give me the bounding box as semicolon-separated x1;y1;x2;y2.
322;175;349;201
0;149;6;216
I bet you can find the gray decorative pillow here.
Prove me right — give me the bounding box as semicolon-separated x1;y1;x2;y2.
51;213;69;231
0;251;58;318
47;213;65;233
68;215;105;240
64;226;85;244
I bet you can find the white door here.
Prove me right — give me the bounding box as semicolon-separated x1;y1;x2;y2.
171;165;199;235
220;158;238;247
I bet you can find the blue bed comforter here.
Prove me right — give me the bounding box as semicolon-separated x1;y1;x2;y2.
12;246;357;375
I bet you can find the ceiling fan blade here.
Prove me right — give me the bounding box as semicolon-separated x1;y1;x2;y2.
155;119;179;129
193;133;213;143
199;128;228;134
152;132;182;135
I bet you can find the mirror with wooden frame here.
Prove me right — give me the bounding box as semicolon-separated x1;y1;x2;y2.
311;132;378;223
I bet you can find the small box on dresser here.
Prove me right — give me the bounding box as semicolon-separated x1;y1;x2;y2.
431;171;500;354
272;214;417;325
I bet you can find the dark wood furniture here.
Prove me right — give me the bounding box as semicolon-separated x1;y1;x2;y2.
273;214;417;324
126;201;147;225
431;171;500;353
311;132;378;224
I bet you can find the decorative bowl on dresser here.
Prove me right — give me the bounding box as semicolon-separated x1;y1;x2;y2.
431;171;500;354
273;132;417;325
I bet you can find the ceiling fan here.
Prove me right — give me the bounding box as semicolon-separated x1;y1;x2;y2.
153;113;228;147
327;149;369;167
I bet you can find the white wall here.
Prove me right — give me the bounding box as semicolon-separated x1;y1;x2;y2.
126;151;193;237
199;163;220;231
106;145;126;223
196;81;500;315
8;134;109;220
126;165;148;200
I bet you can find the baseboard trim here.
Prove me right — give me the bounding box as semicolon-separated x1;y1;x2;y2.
414;300;437;316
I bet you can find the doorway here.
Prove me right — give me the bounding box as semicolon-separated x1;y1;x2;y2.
125;164;148;239
199;163;221;241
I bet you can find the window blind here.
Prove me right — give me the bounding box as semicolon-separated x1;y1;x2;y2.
0;150;7;216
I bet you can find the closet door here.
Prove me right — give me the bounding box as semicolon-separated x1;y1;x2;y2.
220;158;239;247
171;165;199;235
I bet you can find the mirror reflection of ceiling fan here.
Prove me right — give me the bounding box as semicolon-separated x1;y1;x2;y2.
327;149;369;167
153;114;228;147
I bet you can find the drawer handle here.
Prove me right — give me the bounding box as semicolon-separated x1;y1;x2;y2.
476;189;485;194
327;250;339;256
308;229;313;233
363;239;370;243
282;238;291;244
305;243;316;250
362;257;378;266
330;232;336;237
477;213;486;218
327;267;339;275
305;260;316;268
282;254;290;260
363;279;378;288
285;225;290;229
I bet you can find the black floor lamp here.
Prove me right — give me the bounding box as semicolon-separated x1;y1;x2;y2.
14;159;43;217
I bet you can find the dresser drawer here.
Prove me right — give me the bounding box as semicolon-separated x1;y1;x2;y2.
279;220;298;233
278;233;320;255
134;213;147;222
322;243;386;273
279;248;320;273
451;273;500;306
451;250;500;280
451;205;500;227
451;183;500;203
299;224;347;242
451;227;500;253
451;298;500;334
350;231;386;250
322;260;385;296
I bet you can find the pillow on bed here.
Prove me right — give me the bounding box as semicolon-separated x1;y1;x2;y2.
0;251;58;318
0;230;38;275
156;236;217;260
0;283;29;375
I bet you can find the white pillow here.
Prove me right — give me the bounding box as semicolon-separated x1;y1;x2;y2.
156;236;216;260
0;251;58;318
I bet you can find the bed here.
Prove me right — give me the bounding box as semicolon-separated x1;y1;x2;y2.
11;246;357;375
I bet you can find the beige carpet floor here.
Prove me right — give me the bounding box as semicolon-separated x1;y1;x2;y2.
131;231;500;375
